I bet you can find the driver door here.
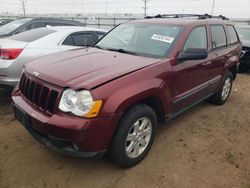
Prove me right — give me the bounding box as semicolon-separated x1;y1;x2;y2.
170;26;212;114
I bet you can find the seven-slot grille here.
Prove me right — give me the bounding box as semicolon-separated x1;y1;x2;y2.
19;73;61;114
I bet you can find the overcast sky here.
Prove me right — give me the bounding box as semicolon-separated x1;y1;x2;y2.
0;0;249;18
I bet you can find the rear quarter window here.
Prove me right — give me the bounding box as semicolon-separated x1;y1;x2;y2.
227;25;239;44
9;28;56;42
210;25;227;49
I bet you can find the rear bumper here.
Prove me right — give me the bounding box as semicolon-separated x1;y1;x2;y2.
0;77;19;87
12;93;121;158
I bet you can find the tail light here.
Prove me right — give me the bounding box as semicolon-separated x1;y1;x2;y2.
0;48;23;60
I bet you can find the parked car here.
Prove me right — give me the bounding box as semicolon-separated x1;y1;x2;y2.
0;19;14;27
0;17;84;38
237;26;250;72
12;14;241;167
0;26;106;88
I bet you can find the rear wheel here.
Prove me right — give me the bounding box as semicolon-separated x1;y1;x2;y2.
210;72;233;105
109;104;157;168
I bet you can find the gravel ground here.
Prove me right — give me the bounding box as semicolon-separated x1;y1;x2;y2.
1;74;250;188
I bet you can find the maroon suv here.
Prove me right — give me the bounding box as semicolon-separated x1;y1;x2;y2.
12;14;241;167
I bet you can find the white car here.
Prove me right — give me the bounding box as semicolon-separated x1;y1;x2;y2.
0;26;107;88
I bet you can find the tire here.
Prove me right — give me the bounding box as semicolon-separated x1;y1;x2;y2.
238;62;248;73
210;72;233;105
109;104;157;168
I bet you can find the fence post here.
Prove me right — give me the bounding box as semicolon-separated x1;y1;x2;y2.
97;18;100;28
113;18;116;27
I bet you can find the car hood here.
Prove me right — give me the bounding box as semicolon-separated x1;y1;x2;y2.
25;48;161;90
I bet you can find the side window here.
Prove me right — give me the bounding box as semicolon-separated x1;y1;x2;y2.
183;26;207;51
62;35;74;45
210;25;227;49
62;32;95;46
227;25;239;44
96;32;105;40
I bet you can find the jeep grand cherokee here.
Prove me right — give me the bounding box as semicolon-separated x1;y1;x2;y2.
12;14;241;167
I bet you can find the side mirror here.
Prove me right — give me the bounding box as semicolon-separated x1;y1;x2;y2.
178;48;208;61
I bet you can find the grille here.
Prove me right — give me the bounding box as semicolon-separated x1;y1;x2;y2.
19;73;60;114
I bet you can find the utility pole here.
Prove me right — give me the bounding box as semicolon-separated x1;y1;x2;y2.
105;0;108;16
142;0;149;18
20;0;27;16
211;0;216;15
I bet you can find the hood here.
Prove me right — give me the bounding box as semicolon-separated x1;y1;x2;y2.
242;40;250;48
25;48;161;90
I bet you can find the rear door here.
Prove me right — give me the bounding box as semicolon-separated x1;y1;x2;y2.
207;24;233;92
171;25;211;114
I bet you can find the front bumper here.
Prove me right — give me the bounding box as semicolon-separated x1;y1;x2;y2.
12;94;121;158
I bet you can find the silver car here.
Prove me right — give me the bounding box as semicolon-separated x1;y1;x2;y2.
0;26;107;87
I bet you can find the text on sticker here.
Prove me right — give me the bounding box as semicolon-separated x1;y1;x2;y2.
151;34;175;43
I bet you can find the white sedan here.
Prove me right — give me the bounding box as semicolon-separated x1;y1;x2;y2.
0;26;107;87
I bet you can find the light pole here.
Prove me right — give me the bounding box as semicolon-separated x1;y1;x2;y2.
211;0;216;15
142;0;149;18
106;0;108;16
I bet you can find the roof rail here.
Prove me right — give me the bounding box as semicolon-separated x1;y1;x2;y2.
145;14;229;20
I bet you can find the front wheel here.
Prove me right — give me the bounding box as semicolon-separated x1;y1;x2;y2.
109;104;157;168
210;72;233;105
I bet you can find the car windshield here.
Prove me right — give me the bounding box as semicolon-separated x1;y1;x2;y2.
0;18;32;35
237;27;250;41
96;23;183;58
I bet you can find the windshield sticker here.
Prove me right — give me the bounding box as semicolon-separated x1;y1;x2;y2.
151;34;175;43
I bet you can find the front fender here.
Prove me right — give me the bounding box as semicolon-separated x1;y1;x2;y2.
102;78;170;116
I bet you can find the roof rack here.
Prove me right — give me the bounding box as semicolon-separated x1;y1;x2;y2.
145;14;229;20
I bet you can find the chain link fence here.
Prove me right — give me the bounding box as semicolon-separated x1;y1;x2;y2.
1;15;250;30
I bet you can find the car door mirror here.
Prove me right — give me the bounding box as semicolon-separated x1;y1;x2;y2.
178;48;208;61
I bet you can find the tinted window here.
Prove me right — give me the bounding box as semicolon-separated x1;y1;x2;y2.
62;35;74;45
62;32;95;46
96;32;105;40
227;25;238;44
9;28;56;42
96;23;183;58
0;18;32;35
183;26;207;51
210;25;227;49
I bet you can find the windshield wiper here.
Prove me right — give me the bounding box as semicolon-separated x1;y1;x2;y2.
105;48;138;56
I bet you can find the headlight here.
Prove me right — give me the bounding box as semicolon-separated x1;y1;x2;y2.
59;89;102;118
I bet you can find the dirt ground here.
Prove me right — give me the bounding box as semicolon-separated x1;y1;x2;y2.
0;74;250;188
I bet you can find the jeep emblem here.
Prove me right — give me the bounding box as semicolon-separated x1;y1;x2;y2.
32;71;40;77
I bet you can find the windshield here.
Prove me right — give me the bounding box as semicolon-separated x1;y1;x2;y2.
0;18;32;35
96;23;183;58
237;27;250;41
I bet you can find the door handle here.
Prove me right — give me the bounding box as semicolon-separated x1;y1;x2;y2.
202;61;211;66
